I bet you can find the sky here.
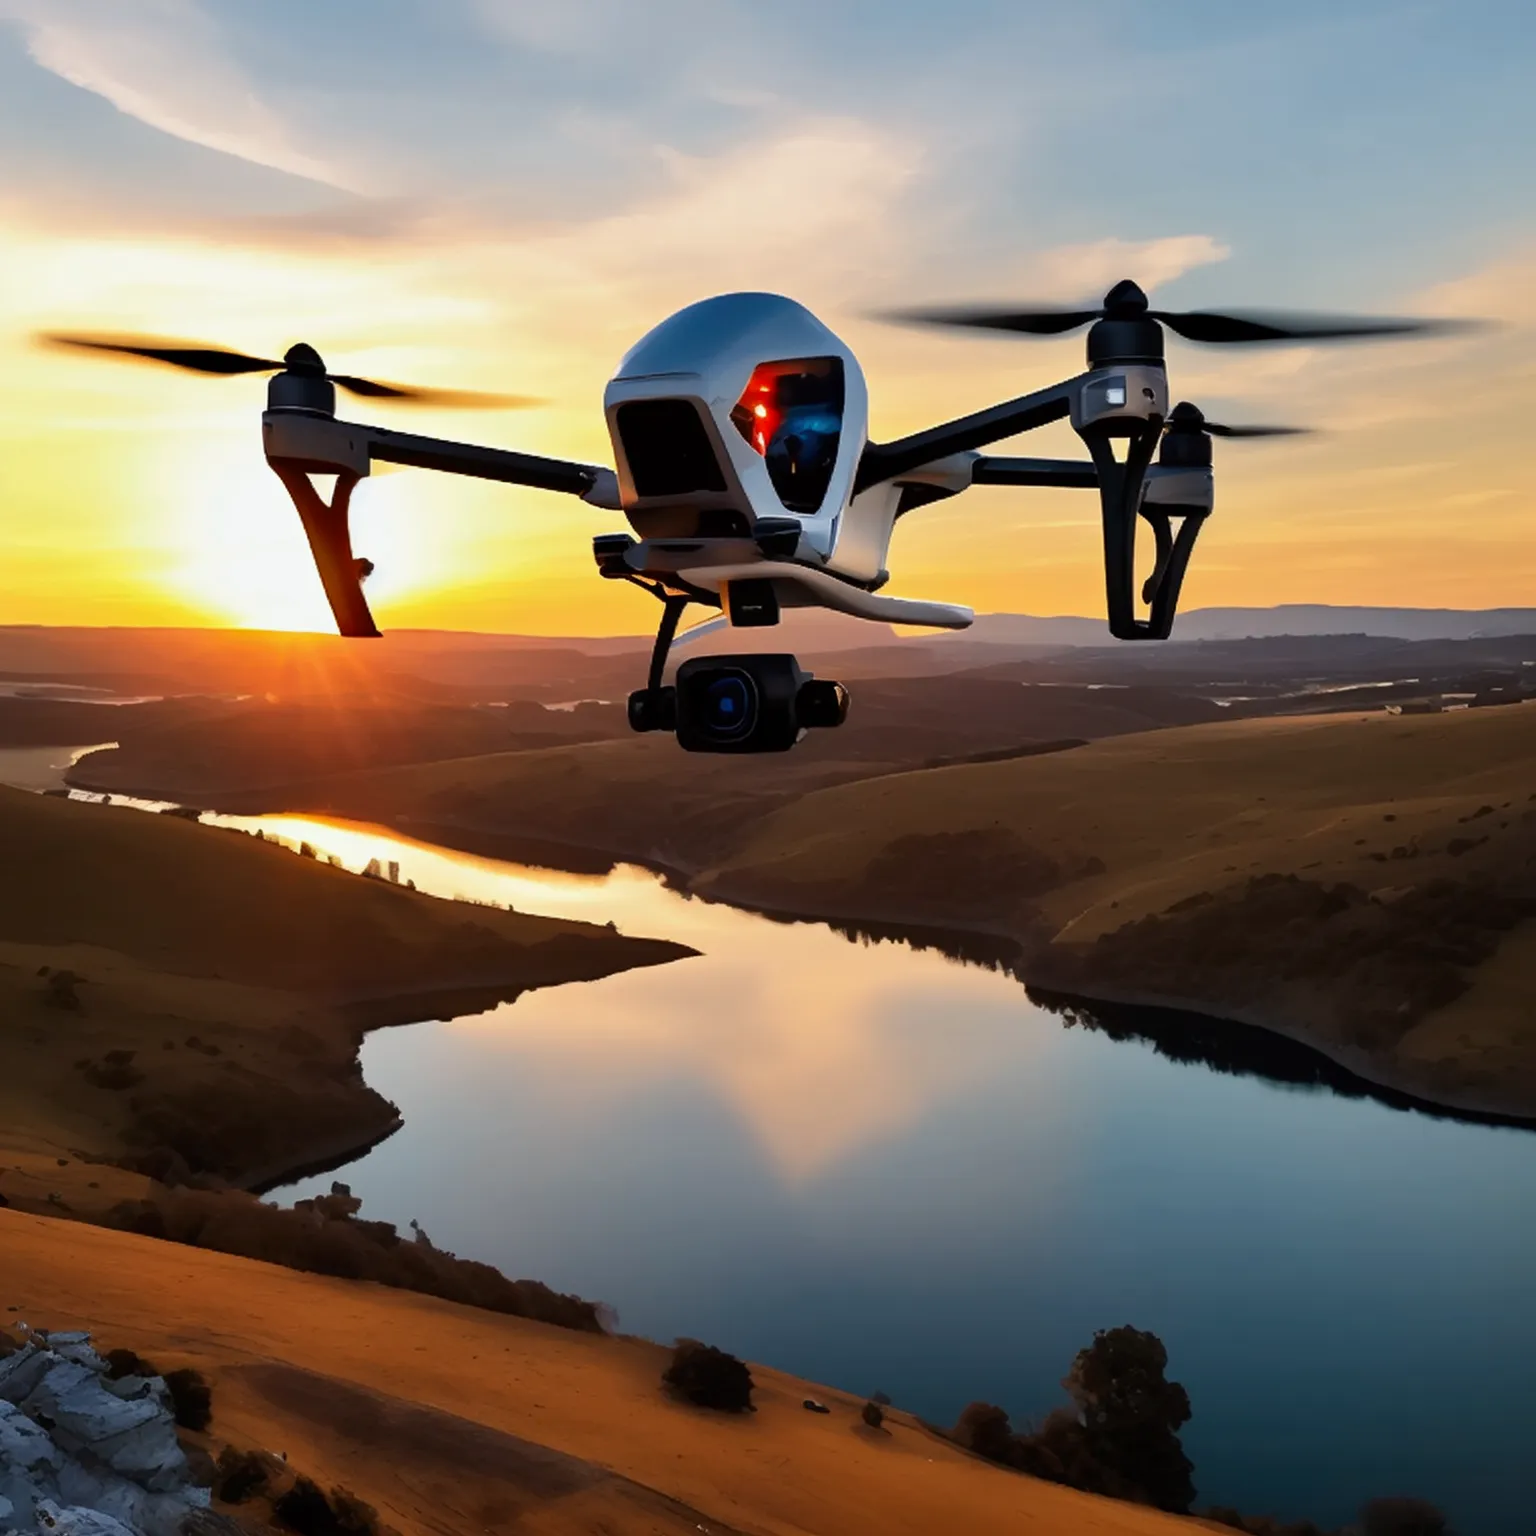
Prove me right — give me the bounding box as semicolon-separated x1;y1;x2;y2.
0;0;1533;635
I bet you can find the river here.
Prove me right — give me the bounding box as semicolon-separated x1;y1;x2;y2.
10;757;1536;1532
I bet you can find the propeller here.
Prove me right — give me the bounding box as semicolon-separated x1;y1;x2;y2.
1164;401;1307;439
882;278;1473;346
38;333;538;409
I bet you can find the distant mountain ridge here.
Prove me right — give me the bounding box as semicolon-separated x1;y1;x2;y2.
944;606;1536;647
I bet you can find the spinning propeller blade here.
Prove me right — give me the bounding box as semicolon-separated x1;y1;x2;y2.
880;279;1476;345
42;334;282;374
1165;401;1309;439
39;332;538;408
879;304;1102;335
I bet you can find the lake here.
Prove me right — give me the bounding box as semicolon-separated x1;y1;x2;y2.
241;815;1534;1536
10;756;1535;1534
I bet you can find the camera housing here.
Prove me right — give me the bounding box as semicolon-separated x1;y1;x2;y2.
630;652;849;753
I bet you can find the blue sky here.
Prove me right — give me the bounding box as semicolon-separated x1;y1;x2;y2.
0;0;1533;628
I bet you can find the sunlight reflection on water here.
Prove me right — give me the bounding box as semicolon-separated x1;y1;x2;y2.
233;814;1536;1536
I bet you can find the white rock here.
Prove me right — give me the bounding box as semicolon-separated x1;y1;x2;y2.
34;1498;140;1536
0;1347;59;1406
21;1361;162;1445
83;1416;188;1494
47;1340;108;1376
0;1397;64;1471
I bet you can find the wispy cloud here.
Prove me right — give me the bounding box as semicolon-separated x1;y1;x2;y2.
1011;235;1234;302
0;0;350;188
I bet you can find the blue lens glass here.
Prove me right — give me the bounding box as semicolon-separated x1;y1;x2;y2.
704;674;753;737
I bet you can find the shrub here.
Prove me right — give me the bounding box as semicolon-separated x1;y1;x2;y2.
164;1366;213;1431
44;970;83;1010
103;1347;158;1380
1359;1497;1451;1536
662;1339;754;1413
274;1477;335;1535
274;1477;382;1536
953;1402;1016;1464
101;1187;603;1331
213;1447;272;1505
861;1400;885;1430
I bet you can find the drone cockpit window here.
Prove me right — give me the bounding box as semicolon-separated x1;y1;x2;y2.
730;357;845;514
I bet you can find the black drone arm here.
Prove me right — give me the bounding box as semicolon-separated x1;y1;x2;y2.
970;455;1099;489
262;411;620;637
367;426;610;498
854;374;1086;493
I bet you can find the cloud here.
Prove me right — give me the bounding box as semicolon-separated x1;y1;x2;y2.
1012;234;1234;301
470;0;717;54
0;0;350;188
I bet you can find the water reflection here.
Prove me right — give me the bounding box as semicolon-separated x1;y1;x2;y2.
240;815;1536;1535
0;743;117;793
4;782;1534;1532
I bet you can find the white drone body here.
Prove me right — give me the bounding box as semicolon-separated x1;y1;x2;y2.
600;292;975;631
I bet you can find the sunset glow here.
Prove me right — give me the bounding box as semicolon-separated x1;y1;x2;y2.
1;4;1533;634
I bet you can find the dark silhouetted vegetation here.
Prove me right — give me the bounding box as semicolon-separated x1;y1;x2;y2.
662;1338;755;1412
861;1400;885;1430
950;1326;1193;1512
213;1447;273;1505
103;1346;156;1380
164;1365;213;1431
42;968;83;1010
274;1477;384;1536
105;1186;603;1332
1062;1325;1194;1512
948;1325;1453;1532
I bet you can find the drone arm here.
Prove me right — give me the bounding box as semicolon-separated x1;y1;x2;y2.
854;374;1084;493
262;410;624;639
971;456;1099;489
268;464;380;638
366;426;620;506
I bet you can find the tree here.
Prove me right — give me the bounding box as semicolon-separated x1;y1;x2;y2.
953;1402;1016;1464
1061;1325;1195;1513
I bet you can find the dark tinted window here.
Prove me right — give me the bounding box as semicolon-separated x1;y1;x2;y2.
616;400;727;497
730;358;844;513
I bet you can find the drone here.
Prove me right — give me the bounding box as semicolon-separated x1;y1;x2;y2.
45;280;1458;752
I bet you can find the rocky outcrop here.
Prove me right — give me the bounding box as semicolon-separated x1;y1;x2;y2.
0;1329;209;1536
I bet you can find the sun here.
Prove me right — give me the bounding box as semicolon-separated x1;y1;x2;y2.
162;439;449;632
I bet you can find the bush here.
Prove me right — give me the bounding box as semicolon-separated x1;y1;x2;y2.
164;1366;213;1431
44;969;83;1010
861;1400;885;1430
1359;1497;1451;1536
101;1187;603;1332
274;1478;383;1536
953;1401;1016;1464
662;1339;755;1413
103;1347;158;1380
213;1447;272;1504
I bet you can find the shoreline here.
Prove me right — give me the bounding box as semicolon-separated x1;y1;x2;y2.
366;819;1536;1132
56;777;1536;1137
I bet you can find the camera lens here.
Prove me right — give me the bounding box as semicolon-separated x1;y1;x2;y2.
702;671;755;738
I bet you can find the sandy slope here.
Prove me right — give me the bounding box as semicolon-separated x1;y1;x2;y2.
697;705;1536;1118
0;786;687;1183
1;1208;1209;1536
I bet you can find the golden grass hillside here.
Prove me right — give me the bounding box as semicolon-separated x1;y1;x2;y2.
2;1206;1213;1536
0;786;687;1184
697;705;1536;1119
